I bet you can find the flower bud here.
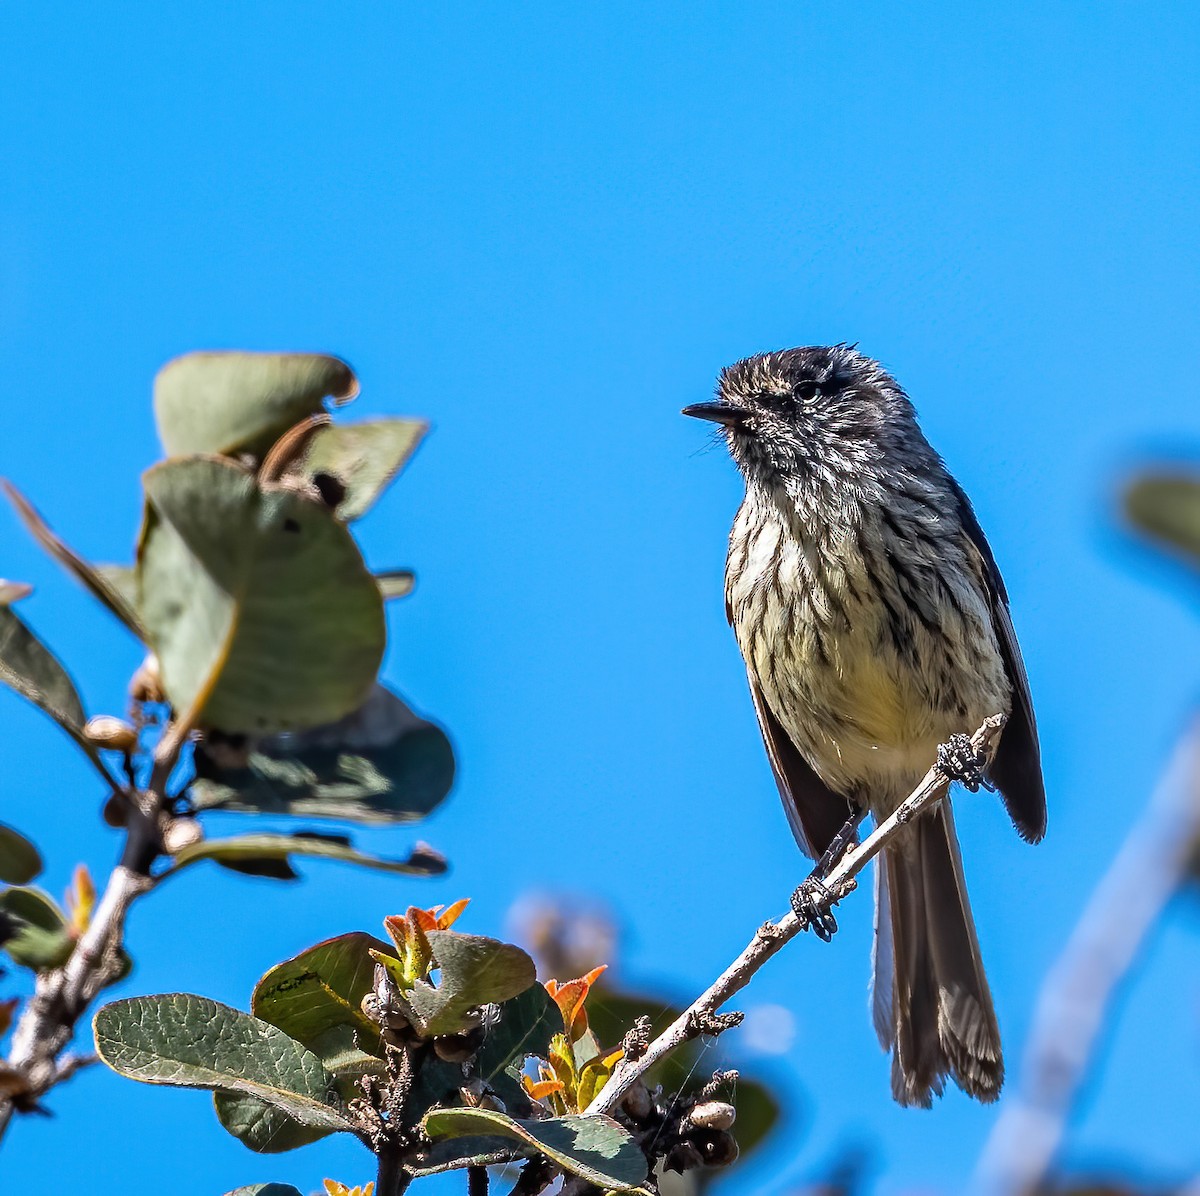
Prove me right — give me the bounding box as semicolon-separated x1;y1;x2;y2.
683;1099;736;1132
162;818;203;854
84;715;137;753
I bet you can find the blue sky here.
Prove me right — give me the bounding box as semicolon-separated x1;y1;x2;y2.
2;4;1200;1193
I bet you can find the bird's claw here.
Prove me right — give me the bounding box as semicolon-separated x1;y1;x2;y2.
791;876;839;941
936;733;992;792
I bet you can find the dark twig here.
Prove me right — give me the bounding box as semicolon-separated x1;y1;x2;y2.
468;1164;489;1196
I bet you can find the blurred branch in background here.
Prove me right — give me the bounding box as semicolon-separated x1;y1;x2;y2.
976;467;1200;1196
974;722;1200;1196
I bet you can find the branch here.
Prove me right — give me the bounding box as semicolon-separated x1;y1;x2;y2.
0;718;190;1140
973;720;1200;1196
584;714;1007;1117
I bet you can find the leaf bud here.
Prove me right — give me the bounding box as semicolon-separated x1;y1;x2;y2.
683;1099;736;1132
162;818;204;854
84;715;138;753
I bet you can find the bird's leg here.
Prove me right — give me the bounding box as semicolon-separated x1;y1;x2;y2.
815;807;866;876
791;807;866;942
936;733;994;793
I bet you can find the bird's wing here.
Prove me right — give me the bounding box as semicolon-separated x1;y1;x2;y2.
949;478;1047;843
745;670;855;859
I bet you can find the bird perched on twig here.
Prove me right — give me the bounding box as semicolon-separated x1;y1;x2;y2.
684;345;1045;1107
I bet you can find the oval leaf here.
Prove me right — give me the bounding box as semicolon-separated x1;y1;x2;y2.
290;418;427;521
423;1108;647;1190
252;931;388;1046
214;930;394;1152
155;352;358;458
214;1090;333;1155
169;833;444;878
0;886;73;970
0;605;106;776
138;456;385;732
0;823;42;884
191;685;454;824
94;994;355;1133
402;931;537;1038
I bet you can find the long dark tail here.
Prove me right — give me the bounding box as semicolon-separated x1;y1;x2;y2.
871;802;1003;1107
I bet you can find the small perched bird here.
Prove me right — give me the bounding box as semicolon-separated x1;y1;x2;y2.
684;345;1045;1107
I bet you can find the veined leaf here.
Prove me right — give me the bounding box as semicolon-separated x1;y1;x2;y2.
423;1108;647;1189
94;995;355;1133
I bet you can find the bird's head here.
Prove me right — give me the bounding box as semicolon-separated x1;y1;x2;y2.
684;345;921;491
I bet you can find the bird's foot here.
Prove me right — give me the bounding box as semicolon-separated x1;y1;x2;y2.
791;876;839;941
936;733;993;792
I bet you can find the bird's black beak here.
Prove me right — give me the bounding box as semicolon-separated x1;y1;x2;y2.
681;401;748;427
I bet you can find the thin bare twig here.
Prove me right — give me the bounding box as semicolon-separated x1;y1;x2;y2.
584;714;1008;1117
973;720;1200;1196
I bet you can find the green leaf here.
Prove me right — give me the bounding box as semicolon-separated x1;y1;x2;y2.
0;886;74;969
410;1135;522;1175
290;418;427;521
476;983;564;1116
0;601;108;778
2;481;146;638
215;934;389;1154
376;570;416;601
398;931;537;1038
1126;474;1200;563
223;1185;304;1195
94;994;356;1133
214;1090;332;1155
252;931;388;1047
214;856;301;881
191;685;454;824
423;1108;648;1190
169;832;444;878
0;823;42;884
137;456;385;732
154;351;358;458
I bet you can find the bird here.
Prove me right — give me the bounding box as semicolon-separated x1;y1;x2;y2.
683;345;1045;1107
